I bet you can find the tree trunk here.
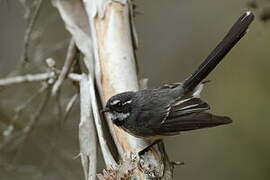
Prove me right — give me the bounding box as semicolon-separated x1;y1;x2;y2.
53;0;174;179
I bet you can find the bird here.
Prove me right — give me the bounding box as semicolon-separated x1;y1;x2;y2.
102;12;254;138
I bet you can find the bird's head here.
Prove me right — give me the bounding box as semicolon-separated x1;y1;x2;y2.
102;91;136;126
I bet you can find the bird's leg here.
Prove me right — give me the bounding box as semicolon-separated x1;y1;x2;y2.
138;139;162;156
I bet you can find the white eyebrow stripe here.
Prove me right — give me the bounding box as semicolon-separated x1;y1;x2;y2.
123;100;132;105
110;100;120;105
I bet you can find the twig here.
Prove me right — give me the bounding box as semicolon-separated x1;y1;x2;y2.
20;0;43;66
79;74;97;180
62;93;78;123
0;72;55;86
0;131;24;151
2;83;48;139
12;85;51;163
22;85;51;139
68;73;82;81
18;0;31;19
14;83;47;119
17;0;43;69
0;84;48;151
15;84;47;115
0;72;81;87
52;39;79;96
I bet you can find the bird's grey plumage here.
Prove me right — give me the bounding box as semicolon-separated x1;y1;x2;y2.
103;12;254;138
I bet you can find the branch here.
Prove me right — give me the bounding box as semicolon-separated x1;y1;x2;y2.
52;39;79;96
0;72;81;87
13;85;51;162
6;84;48;133
79;74;97;180
20;0;43;66
63;93;79;123
0;83;49;151
0;72;55;86
53;0;117;167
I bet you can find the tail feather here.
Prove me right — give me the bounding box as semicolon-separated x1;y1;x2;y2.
183;12;254;92
156;112;232;135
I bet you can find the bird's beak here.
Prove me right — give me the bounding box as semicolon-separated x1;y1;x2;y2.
100;107;110;114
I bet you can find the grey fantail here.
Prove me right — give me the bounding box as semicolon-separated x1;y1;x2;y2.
103;12;254;138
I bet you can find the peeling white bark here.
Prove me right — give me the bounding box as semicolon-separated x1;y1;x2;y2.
87;68;117;166
54;0;117;169
79;74;97;180
52;0;93;63
84;0;149;155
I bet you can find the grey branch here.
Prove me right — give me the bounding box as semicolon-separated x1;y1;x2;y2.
52;39;78;96
63;93;78;123
13;85;51;162
0;72;82;87
79;74;97;180
10;84;48;131
20;0;43;65
1;84;49;151
0;72;55;86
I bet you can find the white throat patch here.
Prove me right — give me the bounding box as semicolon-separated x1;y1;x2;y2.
108;112;130;121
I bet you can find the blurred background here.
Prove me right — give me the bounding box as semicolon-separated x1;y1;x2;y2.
1;0;270;179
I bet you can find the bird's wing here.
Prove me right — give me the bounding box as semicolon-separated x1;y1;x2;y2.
153;96;232;135
165;97;210;120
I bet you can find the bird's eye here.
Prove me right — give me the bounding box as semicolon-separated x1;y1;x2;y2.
114;101;122;107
